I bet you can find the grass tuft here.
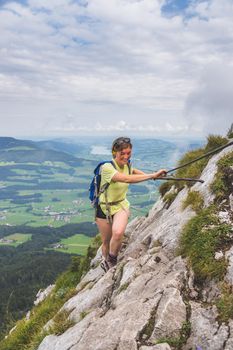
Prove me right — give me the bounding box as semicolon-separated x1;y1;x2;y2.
179;207;230;284
216;283;233;322
163;188;178;208
182;191;204;213
49;310;75;335
210;151;233;202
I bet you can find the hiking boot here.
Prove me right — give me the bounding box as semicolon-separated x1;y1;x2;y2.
100;259;110;273
107;253;117;268
100;254;118;273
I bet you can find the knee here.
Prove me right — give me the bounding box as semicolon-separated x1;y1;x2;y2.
112;229;124;241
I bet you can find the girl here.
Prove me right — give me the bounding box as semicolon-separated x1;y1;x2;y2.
95;137;167;272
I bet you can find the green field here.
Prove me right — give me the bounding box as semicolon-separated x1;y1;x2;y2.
0;158;155;226
0;233;32;247
48;233;92;255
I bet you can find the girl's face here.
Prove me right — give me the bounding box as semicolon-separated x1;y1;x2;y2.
114;146;132;167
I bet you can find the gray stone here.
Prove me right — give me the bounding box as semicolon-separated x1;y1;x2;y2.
37;309;101;350
90;246;102;267
140;344;171;350
34;284;55;306
150;287;186;341
218;211;231;224
186;302;229;350
214;250;224;260
202;280;221;303
63;269;114;322
225;320;233;350
76;264;104;292
71;297;161;350
118;258;140;288
225;246;233;285
230;193;233;211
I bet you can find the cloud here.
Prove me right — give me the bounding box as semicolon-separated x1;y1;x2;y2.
0;0;233;137
47;119;191;137
184;63;233;135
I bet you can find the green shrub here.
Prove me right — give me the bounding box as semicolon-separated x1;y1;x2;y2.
79;310;89;320
167;134;229;194
216;284;233;322
159;181;173;197
182;191;204;213
204;134;228;152
210;151;233;202
49;310;75;335
118;282;130;294
179;207;230;284
163;191;178;208
175;148;208;190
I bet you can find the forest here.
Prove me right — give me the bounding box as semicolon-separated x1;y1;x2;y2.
0;222;97;338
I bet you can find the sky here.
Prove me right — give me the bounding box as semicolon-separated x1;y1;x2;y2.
0;0;233;139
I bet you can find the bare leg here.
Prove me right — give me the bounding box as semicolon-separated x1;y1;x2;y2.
110;209;129;257
96;218;112;259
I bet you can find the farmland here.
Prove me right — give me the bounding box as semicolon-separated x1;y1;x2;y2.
48;233;92;255
0;136;203;227
0;233;32;247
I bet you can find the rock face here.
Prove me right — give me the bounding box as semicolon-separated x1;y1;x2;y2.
37;145;233;350
34;285;55;306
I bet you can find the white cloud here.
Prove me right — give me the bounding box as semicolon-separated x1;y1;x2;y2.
185;62;233;135
0;0;232;138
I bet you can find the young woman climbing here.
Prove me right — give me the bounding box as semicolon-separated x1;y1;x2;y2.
95;137;167;272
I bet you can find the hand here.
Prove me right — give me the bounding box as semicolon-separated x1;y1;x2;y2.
158;169;167;176
154;169;167;178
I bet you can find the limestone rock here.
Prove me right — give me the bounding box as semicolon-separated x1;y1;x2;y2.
225;246;233;285
140;344;171;350
186;302;229;350
214;250;224;260
34;284;55;306
225;320;233;350
63;268;114;322
230;193;233;211
150;287;187;341
37;309;102;350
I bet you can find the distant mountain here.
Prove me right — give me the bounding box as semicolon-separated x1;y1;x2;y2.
0;137;36;150
0;137;94;166
37;139;88;156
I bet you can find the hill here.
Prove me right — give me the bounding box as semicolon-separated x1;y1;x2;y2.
0;136;96;227
0;137;91;165
1;135;232;349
